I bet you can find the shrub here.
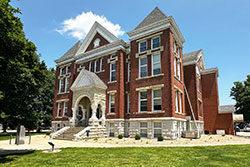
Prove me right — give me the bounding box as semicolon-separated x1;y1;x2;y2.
118;134;123;139
46;131;51;135
222;134;226;137
157;136;164;142
135;134;141;140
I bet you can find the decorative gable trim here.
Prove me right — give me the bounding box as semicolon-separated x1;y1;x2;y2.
76;22;119;55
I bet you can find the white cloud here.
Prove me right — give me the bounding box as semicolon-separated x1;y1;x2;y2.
56;11;124;40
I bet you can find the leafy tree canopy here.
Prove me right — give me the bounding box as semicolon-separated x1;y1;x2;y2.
231;75;250;122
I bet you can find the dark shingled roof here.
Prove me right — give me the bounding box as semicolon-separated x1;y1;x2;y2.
135;7;168;30
55;41;81;63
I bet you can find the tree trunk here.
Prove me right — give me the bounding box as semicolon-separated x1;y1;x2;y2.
2;123;7;133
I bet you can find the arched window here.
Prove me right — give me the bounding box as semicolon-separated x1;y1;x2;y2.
94;38;100;48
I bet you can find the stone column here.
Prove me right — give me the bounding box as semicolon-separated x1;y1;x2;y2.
100;105;106;126
71;107;76;127
89;102;98;126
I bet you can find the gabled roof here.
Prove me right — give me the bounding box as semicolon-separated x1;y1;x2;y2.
55;41;81;64
183;49;205;68
71;69;107;91
76;21;119;55
135;7;168;30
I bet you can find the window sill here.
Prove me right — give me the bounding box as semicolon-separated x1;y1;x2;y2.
95;70;105;74
175;112;185;116
107;113;116;116
57;91;70;95
136;111;165;114
108;81;117;84
136;73;164;80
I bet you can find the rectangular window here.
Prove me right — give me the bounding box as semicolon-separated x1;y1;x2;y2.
109;123;115;137
154;122;162;138
177;48;180;58
139;91;147;112
197;76;201;92
110;63;116;81
152;54;161;75
177;62;181;80
152;89;162;111
179;93;183;114
199;101;203;116
127;94;130;114
173;41;177;53
109;94;115;113
89;61;92;72
60;68;64;76
139;57;147;78
127;63;130;82
65;77;69;92
139;41;147;53
94;60;98;72
140;122;148;137
100;58;104;71
110;54;116;59
152;37;160;49
175;91;179;113
63;102;68;117
174;57;177;77
57;103;61;117
66;66;70;74
59;78;64;93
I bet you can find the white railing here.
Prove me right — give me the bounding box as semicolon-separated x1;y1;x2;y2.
51;126;70;139
74;126;91;140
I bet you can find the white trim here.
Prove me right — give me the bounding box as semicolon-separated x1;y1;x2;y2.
89;61;92;72
129;117;186;121
151;54;161;76
57;103;61;117
56;58;74;66
127;94;130;114
139;91;147;112
94;59;98;72
201;67;219;77
151;36;160;50
136;84;164;91
139;57;148;78
63;102;68;117
109;94;115;114
152;89;162;112
175;90;179;113
100;58;104;71
127;63;130;82
64;77;70;92
110;62;116;82
59;78;64;93
139;41;147;54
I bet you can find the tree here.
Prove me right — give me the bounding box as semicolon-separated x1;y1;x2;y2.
0;0;47;139
231;75;250;122
33;68;55;132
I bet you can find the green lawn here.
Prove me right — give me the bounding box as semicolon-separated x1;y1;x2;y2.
1;145;250;167
0;132;47;141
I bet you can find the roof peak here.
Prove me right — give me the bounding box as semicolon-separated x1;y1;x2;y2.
135;7;168;30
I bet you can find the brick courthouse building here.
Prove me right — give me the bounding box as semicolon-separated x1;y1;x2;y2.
52;7;234;140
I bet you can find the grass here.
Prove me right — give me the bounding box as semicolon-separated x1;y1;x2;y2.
0;132;47;141
1;145;250;167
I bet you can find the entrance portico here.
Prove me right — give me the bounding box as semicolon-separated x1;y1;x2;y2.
70;69;107;127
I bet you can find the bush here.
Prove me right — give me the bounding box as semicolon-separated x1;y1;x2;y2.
135;134;141;140
157;136;164;142
46;131;51;135
222;134;226;137
118;134;123;139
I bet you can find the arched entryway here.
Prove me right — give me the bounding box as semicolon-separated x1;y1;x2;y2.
76;96;92;127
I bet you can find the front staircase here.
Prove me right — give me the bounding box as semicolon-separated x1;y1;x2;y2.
53;126;108;141
53;127;85;140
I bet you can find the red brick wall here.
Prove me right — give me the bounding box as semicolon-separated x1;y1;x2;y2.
85;32;109;52
202;72;234;135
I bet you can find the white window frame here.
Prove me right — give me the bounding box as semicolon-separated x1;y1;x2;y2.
173;41;177;53
175;91;179;113
127;63;130;82
94;59;98;72
57;103;61;117
174;57;177;77
110;63;116;82
153;122;162;138
139;41;147;53
59;78;64;93
79;64;85;70
139;91;147;112
93;38;100;48
66;66;70;74
151;37;160;50
63;102;68;117
177;61;181;80
140;122;148;138
152;54;161;76
139;57;147;78
109;94;115;113
60;68;64;76
100;58;104;71
127;94;130;114
89;61;92;72
109;123;115;137
152;89;162;112
65;77;69;92
179;93;183;114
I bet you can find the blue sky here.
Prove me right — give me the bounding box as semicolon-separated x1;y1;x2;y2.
11;0;250;105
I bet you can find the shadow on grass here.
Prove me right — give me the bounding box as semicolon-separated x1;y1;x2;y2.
0;149;35;164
